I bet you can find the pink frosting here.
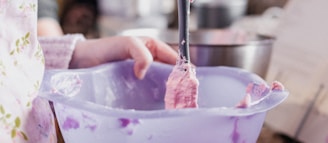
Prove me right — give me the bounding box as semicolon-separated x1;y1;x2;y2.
236;94;252;108
271;81;285;91
164;59;199;109
236;81;285;108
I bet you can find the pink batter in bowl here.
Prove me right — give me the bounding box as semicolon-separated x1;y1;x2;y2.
39;60;288;143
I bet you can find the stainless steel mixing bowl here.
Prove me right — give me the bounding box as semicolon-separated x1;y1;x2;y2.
193;0;248;28
120;28;273;78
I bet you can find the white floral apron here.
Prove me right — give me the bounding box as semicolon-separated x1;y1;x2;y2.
0;0;56;142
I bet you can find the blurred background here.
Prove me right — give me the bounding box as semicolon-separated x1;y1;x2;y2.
41;0;288;79
51;0;288;38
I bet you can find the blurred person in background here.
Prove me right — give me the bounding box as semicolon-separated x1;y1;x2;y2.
37;0;99;38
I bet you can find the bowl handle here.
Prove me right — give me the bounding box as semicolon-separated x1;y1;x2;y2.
248;89;289;113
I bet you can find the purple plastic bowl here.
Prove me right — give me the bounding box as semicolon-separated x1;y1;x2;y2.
39;60;288;143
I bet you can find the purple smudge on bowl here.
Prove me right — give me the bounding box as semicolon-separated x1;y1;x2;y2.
231;118;240;143
63;116;80;130
119;118;140;128
85;125;97;131
119;118;130;128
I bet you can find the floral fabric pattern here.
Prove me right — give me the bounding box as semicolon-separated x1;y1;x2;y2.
0;0;56;142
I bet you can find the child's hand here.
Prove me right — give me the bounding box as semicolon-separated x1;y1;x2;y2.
69;36;178;79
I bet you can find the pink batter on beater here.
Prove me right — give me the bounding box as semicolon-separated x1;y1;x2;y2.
164;58;199;109
164;0;199;109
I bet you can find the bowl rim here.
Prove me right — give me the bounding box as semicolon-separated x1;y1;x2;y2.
40;61;288;119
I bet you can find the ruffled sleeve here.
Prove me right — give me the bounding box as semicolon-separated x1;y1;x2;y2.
38;34;85;69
